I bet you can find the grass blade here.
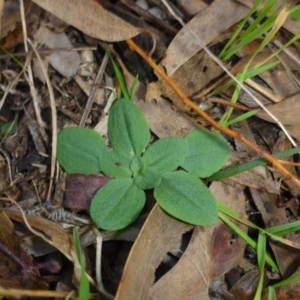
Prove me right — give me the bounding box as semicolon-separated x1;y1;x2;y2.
208;147;300;181
254;232;266;300
73;227;90;300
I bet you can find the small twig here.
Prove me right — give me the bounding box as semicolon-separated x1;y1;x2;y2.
92;226;114;299
278;159;300;167
0;46;98;60
79;52;109;127
209;96;253;111
19;0;46;129
27;39;57;202
126;39;300;187
0;147;13;185
245;78;282;103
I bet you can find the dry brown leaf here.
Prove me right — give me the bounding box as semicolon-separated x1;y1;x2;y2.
3;209;78;264
175;0;208;16
32;0;141;42
0;211;48;294
229;268;260;300
0;0;32;38
115;204;193;300
161;0;248;76
146;50;224;112
64;174;111;211
133;82;198;138
228;171;278;194
148;181;246;300
257;93;300;125
284;125;300;141
259;70;300;99
264;265;300;300
116;181;246;299
134;97;198;138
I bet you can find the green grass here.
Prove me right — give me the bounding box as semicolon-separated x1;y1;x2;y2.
73;227;90;300
216;0;300;128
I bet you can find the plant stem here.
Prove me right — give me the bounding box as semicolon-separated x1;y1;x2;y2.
0;240;30;273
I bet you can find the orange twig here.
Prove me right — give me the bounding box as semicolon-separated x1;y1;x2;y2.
126;38;300;187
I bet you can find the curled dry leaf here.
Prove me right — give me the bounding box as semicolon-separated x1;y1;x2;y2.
3;210;78;267
32;0;142;42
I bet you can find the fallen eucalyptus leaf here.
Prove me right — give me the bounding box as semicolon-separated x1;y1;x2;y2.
32;0;141;41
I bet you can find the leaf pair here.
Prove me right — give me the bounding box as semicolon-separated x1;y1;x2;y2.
57;99;230;231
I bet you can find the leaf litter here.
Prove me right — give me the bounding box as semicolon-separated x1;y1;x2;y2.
1;0;300;298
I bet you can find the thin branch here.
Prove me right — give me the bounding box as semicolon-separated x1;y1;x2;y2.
27;39;57;202
126;38;300;187
79;52;109;127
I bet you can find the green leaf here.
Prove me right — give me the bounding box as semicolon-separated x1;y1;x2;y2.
130;155;146;177
57;127;106;174
108;99;150;156
99;151;132;178
0;121;17;135
143;136;187;175
154;171;218;226
180;130;230;178
134;167;161;190
90;178;145;230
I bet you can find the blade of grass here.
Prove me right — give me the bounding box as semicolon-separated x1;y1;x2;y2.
212;61;279;97
100;43;131;100
208;146;300;181
73;227;90;300
218;211;279;272
218;202;300;250
270;272;300;289
129;74;139;100
0;44;25;68
220;4;285;126
222;16;275;61
267;286;276;300
219;0;263;58
254;232;266;300
222;0;278;60
266;220;300;236
226;109;258;126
